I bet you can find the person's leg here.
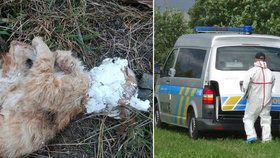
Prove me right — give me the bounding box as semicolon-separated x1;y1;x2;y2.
260;105;272;142
243;103;261;141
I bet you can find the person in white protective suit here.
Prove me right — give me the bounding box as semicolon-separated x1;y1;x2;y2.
241;52;275;143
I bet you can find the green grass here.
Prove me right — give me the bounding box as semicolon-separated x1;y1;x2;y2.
155;127;280;158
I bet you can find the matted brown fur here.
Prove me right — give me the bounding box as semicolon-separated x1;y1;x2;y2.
0;41;35;93
1;41;35;77
0;37;90;158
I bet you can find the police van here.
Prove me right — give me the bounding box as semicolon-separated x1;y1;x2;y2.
154;26;280;139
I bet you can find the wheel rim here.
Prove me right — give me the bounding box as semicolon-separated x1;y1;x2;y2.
190;117;195;137
155;109;160;126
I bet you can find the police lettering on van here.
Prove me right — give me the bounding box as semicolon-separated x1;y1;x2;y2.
154;26;280;139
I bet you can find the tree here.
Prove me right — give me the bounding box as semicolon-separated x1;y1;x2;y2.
155;9;191;65
188;0;280;36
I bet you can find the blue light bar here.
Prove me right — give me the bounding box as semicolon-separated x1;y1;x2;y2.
193;25;252;34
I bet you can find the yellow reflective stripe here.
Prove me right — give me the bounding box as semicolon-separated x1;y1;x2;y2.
182;96;190;124
190;88;197;96
184;87;190;96
222;96;241;111
225;96;241;106
179;87;184;95
222;106;234;111
177;96;185;124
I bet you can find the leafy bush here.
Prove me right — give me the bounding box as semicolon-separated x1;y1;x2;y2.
155;9;191;66
188;0;280;36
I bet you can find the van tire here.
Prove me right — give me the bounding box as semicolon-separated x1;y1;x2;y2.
154;102;162;128
188;110;199;139
154;102;164;128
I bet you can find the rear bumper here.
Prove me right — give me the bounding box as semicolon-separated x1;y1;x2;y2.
196;118;280;131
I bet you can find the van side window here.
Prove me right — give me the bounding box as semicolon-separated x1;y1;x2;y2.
175;48;206;78
162;49;177;76
216;46;280;71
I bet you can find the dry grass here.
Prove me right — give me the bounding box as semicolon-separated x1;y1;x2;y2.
0;0;152;157
31;108;152;158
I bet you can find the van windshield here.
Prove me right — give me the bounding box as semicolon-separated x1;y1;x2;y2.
216;46;280;71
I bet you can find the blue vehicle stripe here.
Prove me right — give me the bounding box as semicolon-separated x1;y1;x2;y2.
158;84;203;97
159;84;181;95
231;97;280;111
233;105;246;110
169;86;181;94
233;105;280;111
194;89;203;97
272;106;280;111
238;98;247;104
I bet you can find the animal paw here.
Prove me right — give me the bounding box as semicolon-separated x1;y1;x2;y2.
31;37;44;47
31;37;52;58
55;50;76;74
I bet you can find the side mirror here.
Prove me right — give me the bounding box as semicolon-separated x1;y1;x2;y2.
168;68;176;77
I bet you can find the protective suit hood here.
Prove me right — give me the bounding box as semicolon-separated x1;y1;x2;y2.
254;61;267;69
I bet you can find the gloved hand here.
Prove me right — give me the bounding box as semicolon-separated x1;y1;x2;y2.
239;81;244;91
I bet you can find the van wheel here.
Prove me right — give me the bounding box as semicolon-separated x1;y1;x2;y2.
154;102;164;128
188;110;199;139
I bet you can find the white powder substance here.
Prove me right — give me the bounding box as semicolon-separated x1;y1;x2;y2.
86;58;150;115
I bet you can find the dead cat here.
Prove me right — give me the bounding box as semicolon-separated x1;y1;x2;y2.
0;37;89;158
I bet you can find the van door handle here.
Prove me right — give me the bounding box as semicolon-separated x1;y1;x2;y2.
166;80;170;83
